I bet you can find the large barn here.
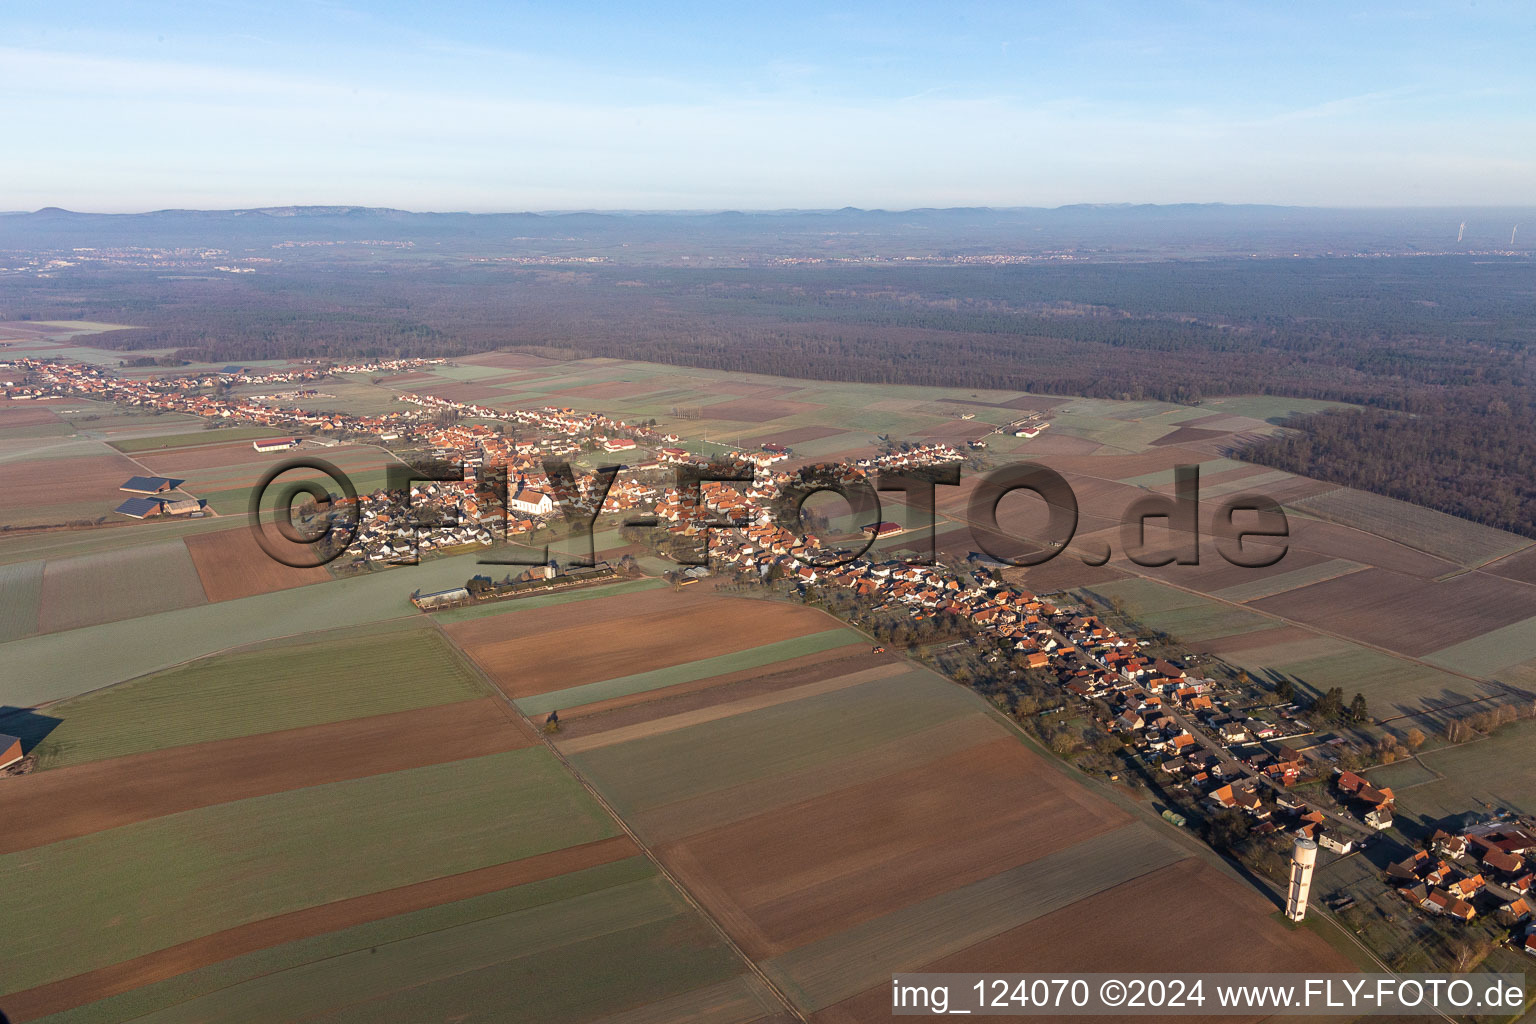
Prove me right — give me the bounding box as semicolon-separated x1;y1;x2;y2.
0;733;22;771
119;476;177;494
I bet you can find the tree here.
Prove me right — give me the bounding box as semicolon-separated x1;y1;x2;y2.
1275;677;1295;702
1313;687;1345;721
1348;692;1369;724
1206;809;1252;852
1405;727;1426;751
1049;728;1080;756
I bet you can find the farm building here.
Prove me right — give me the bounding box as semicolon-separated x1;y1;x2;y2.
161;498;203;516
253;437;302;453
601;437;637;452
0;733;21;770
862;521;905;539
114;496;163;519
412;587;471;610
119;476;177;494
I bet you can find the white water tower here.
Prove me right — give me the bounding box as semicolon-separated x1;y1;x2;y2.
1286;837;1318;922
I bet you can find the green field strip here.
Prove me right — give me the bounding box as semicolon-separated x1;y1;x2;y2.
1259;645;1477;714
0;551;492;707
37;538;209;635
1078;577;1279;643
109;426;289;453
422;363;542;381
8;623;487;769
1392;717;1536;822
0;434;118;462
431;578;668;624
515;627;864;716
1195;395;1356;424
30;320;138;332
0;747;620;997
762;824;1188;1012
196;467;396;516
0;515;245;567
1423;614;1536;677
33;856;666;1024
584;975;781;1024
569;670;984;818
1211;558;1366;604
1119;457;1248;489
0;421;80;441
296;913;742;1024
1358;757;1440;792
64;876;745;1024
1287;487;1531;568
1198;468;1301;499
0;557;44;642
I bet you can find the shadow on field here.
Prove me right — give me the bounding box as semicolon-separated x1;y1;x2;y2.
0;706;63;753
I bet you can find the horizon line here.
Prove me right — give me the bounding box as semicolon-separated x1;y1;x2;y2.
9;202;1536;218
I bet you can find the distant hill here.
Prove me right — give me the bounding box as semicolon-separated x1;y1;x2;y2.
2;203;1532;257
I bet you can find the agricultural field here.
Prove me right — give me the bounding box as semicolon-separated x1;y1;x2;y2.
18;346;1536;1019
0;599;777;1023
11;855;775;1024
2;621;488;768
449;586;1357;1020
0;558;45;641
0;550;495;706
0;450;147;527
1085;574;1499;721
36;538;209;634
1075;577;1280;645
0;748;625;1004
108;425;290;453
813;856;1350;1024
183;526;332;601
445;586;864;714
1385;717;1536;825
1288;487;1532;568
0;697;535;852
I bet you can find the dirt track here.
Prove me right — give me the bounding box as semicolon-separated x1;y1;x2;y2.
1;835;639;1022
0;697;535;853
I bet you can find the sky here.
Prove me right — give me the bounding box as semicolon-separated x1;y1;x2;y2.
1;1;1532;211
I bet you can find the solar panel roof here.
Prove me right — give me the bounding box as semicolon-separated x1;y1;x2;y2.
114;497;162;517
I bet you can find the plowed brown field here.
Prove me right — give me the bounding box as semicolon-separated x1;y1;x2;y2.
655;737;1128;959
184;526;331;601
448;593;837;699
813;856;1352;1024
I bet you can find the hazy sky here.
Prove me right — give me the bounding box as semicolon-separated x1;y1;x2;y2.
2;1;1532;211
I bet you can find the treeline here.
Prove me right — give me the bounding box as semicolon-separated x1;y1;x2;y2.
1241;399;1536;537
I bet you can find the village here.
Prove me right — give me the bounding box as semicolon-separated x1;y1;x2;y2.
7;353;1535;971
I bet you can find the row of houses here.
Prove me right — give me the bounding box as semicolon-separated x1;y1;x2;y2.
8;357;440;421
1386;823;1536;934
